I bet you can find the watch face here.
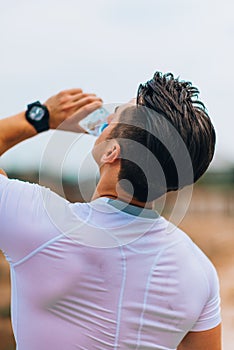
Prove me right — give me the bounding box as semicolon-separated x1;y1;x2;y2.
29;106;45;121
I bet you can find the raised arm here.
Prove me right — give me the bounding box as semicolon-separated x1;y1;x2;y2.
0;88;102;156
0;110;37;156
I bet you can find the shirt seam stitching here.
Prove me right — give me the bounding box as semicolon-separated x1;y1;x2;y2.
11;233;65;267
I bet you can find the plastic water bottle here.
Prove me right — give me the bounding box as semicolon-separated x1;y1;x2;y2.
79;107;110;136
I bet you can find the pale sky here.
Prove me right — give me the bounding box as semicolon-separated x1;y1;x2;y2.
0;0;234;175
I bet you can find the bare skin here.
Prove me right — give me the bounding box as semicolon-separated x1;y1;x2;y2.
0;88;102;156
177;324;222;350
0;168;7;177
91;108;154;209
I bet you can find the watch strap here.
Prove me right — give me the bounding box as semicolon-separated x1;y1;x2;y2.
26;101;50;133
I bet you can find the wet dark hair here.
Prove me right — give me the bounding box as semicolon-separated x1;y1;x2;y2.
109;72;216;202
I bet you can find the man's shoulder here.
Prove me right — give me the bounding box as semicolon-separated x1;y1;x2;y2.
162;218;217;274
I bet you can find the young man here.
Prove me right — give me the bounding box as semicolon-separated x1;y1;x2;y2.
0;72;221;349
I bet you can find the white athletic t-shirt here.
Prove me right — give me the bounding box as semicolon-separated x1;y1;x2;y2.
0;175;221;350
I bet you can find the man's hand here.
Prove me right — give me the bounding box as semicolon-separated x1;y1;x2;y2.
0;88;103;155
45;88;103;132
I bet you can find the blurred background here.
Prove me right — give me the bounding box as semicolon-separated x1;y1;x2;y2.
0;0;233;349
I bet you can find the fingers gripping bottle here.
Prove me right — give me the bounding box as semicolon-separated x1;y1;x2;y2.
79;107;110;136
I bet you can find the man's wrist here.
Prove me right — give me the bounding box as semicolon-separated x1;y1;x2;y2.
25;101;50;133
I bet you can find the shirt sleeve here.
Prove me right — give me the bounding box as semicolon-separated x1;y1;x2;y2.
0;175;70;264
191;256;221;331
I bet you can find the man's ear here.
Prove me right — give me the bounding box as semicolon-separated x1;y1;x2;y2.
100;140;120;164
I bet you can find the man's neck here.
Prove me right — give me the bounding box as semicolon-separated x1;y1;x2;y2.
91;164;153;209
92;180;153;209
92;192;153;209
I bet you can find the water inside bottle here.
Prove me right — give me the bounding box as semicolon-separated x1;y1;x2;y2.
79;107;110;136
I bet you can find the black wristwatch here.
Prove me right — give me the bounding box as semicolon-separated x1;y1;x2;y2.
25;101;50;133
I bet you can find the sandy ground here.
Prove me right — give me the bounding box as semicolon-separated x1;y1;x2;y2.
179;212;234;350
0;209;233;349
